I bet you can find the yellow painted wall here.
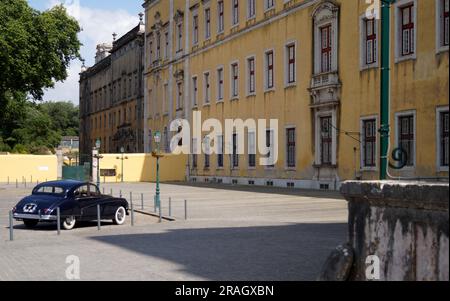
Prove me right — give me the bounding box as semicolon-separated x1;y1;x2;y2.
0;155;58;183
98;153;188;183
143;0;449;187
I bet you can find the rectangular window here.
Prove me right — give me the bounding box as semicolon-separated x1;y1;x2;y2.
362;119;377;168
217;68;224;101
192;77;198;106
265;51;274;89
205;8;211;39
149;40;153;64
286;128;296;168
440;111;449;167
204;72;210;103
231;63;239;98
365;19;377;65
248;0;256;19
232;0;239;26
266;130;275;168
164;32;169;59
163;83;168;113
286;44;296;84
156;33;161;59
177;23;183;51
443;0;450;46
320;25;332;73
320;116;332;165
193;14;199;45
401;4;415;56
398;115;415;166
204;137;210;168
218;135;224;168
177;82;183;109
248;131;256;168
232;133;239;167
218;1;225;33
265;0;274;10
247;57;255;94
192;138;198;168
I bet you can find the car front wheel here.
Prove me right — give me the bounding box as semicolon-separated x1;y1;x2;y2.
23;219;39;228
62;216;76;230
113;206;126;225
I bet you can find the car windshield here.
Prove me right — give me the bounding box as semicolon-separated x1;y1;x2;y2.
33;186;66;196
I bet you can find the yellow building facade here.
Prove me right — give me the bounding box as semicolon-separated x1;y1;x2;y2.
143;0;449;190
79;18;146;157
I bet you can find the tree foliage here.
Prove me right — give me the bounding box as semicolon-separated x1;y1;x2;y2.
0;0;82;154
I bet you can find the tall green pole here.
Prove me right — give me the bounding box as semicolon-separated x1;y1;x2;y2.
380;0;394;180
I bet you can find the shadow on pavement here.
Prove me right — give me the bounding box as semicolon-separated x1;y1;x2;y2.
164;182;344;200
90;222;347;281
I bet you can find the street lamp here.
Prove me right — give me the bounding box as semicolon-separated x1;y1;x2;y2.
152;131;164;210
93;139;103;188
116;147;129;183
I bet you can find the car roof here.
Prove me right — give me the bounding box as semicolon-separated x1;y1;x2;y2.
36;180;91;190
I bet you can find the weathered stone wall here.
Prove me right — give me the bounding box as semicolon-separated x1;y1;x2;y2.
341;181;449;281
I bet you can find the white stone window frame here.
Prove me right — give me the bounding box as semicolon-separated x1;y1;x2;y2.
204;3;212;40
360;115;379;172
312;2;339;75
359;14;379;71
192;9;199;46
394;0;418;63
264;0;275;13
285;125;297;170
247;0;256;20
264;48;275;92
231;0;240;28
245;54;257;97
176;80;184;110
436;0;450;54
203;71;211;105
216;65;225;102
394;110;417;170
264;128;276;170
436;106;449;172
217;0;225;34
229;60;240;100
314;109;337;166
284;40;297;88
191;75;198;108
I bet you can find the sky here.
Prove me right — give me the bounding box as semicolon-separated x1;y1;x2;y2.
27;0;144;104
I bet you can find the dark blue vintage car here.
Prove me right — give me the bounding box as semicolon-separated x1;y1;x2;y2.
12;180;129;230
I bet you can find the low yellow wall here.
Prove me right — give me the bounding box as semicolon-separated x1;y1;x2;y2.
98;153;187;183
0;154;58;183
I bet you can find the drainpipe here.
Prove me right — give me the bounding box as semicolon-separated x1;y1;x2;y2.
379;0;395;180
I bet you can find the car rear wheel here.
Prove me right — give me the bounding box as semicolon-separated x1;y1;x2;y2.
23;219;39;228
113;206;126;225
62;216;76;230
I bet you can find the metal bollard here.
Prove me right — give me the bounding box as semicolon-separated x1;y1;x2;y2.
184;200;188;220
120;190;122;198
9;211;14;241
154;195;157;213
24;178;26;188
7;176;9;185
159;202;162;223
57;207;61;236
130;198;134;227
30;175;32;183
169;197;172;217
97;204;101;231
141;193;144;210
110;188;113;196
16;179;18;188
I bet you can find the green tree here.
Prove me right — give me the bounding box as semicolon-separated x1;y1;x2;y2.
39;101;79;136
0;0;82;120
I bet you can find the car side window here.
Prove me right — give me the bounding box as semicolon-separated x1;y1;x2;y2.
74;185;90;198
89;184;100;196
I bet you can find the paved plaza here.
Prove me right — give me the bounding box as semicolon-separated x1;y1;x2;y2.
0;182;348;281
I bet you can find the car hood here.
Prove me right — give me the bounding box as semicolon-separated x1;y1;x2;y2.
15;195;66;213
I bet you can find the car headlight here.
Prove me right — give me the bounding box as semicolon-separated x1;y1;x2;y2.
42;208;53;215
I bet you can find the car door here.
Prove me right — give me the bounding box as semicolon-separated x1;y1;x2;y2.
75;185;100;220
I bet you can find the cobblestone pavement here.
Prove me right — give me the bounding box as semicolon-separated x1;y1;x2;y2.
0;182;348;281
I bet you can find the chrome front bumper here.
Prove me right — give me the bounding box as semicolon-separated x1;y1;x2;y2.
13;213;57;221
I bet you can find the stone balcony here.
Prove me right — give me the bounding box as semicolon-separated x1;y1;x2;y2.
309;71;341;108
